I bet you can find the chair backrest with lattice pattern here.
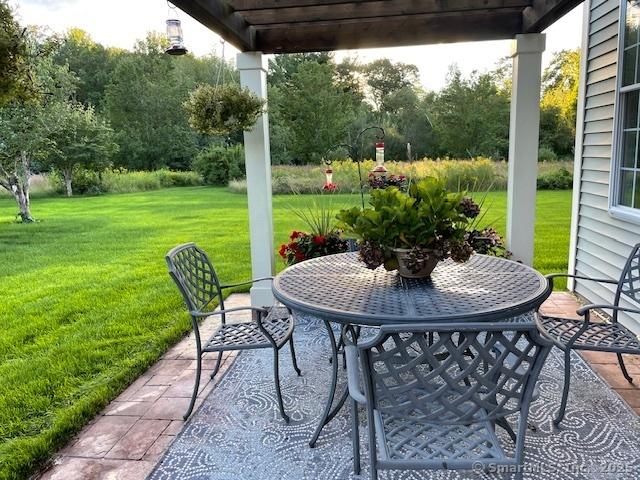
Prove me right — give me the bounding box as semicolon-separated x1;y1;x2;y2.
166;243;222;314
359;323;550;425
615;243;640;314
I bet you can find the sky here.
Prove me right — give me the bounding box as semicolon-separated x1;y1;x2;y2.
14;0;584;92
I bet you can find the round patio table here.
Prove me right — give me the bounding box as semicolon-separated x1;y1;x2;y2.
272;252;551;447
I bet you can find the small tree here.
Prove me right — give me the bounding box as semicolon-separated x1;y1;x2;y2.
45;102;117;196
0;104;49;222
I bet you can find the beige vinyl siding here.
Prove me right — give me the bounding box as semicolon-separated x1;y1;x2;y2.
574;0;640;333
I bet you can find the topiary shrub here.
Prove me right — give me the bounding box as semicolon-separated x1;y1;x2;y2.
192;144;245;186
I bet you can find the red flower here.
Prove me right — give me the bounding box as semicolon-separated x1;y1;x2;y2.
313;235;326;245
278;244;287;258
290;231;303;240
295;251;305;261
288;241;298;251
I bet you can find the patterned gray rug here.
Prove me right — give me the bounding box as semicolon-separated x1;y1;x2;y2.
149;315;640;480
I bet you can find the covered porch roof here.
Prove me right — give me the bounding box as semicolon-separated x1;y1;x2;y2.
171;0;582;53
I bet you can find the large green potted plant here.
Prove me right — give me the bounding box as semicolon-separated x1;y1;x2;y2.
337;177;481;278
184;83;265;136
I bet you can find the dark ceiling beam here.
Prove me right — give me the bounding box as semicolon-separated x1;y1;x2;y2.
255;9;523;53
522;0;583;32
241;0;531;25
171;0;255;51
230;0;380;11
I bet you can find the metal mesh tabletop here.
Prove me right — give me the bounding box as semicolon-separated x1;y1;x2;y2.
272;253;550;326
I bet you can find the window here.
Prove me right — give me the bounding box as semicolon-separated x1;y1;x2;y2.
613;1;640;216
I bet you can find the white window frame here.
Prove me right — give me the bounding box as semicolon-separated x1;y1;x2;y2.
610;0;640;223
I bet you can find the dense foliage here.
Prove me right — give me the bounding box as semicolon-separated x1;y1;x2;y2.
337;178;481;271
184;84;264;136
192;144;245;185
0;0;33;105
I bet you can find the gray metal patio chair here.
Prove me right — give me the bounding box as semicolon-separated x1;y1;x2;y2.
166;243;301;421
344;322;552;480
537;243;640;426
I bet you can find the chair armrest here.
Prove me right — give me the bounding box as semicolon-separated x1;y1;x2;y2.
546;273;618;286
219;277;274;289
189;306;269;318
576;303;640;317
345;345;367;404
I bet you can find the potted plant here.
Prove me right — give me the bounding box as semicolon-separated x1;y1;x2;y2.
337;177;482;278
183;83;265;136
278;198;348;266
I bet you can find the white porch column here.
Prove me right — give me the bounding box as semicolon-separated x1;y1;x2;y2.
237;52;275;306
506;33;546;266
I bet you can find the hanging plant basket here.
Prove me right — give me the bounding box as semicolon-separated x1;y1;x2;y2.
184;83;265;136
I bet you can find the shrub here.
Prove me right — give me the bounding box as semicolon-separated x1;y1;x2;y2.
50;168;105;195
538;146;558;162
192;144;245;186
153;169;202;187
537;167;573;190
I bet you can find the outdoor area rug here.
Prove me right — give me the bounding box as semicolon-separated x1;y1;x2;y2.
149;314;640;480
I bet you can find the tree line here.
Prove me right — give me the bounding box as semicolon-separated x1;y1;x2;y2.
0;0;578;222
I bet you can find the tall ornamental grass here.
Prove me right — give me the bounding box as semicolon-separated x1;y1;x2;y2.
229;158;574;194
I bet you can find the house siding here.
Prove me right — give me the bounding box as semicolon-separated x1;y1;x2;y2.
574;0;640;333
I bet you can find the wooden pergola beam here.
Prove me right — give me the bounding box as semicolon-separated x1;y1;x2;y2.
255;9;523;53
230;0;380;11
522;0;583;32
171;0;255;51
241;0;531;26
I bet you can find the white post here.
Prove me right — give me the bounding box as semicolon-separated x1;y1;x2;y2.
237;52;275;306
506;33;546;266
567;3;590;290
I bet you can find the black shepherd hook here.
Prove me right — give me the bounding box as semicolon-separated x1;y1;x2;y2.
322;126;385;210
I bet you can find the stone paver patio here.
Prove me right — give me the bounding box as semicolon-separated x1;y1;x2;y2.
38;292;639;479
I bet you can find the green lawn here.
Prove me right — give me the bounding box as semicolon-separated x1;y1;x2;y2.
0;187;572;479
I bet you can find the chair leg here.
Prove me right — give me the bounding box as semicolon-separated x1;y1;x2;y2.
351;398;361;475
617;353;634;383
554;348;572;426
184;354;201;420
368;414;378;480
289;336;302;376
210;351;223;379
273;348;290;423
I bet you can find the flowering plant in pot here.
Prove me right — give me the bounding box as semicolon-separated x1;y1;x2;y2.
278;197;348;266
279;230;348;266
337;177;481;278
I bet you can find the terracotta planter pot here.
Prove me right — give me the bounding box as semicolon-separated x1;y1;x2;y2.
391;248;439;278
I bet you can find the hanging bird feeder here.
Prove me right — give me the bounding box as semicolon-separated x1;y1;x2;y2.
371;141;387;177
165;3;188;56
166;19;187;56
323;166;337;191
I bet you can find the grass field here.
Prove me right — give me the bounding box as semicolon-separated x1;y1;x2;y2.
0;187;572;479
